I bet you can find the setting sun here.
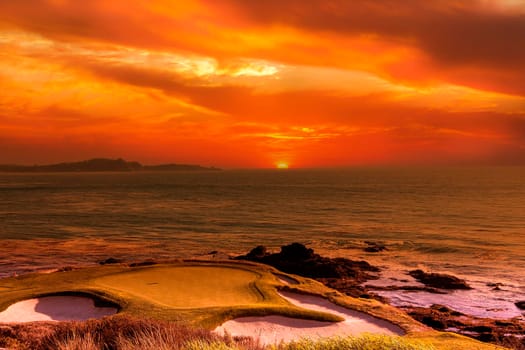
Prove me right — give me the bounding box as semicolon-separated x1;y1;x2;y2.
276;162;289;169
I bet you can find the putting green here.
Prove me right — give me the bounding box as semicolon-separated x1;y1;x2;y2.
94;266;262;308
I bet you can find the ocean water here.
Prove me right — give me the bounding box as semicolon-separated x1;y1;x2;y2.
1;167;524;319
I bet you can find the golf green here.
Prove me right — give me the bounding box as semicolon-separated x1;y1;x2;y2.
94;266;262;308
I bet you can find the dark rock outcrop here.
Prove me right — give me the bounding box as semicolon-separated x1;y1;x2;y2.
236;243;382;299
245;245;268;259
363;241;387;253
57;266;73;272
515;301;525;310
365;284;447;294
409;269;471;290
237;243;378;280
487;282;503;291
405;304;525;348
129;260;157;267
99;257;123;265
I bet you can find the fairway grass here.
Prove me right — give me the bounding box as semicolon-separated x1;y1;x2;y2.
94;266;262;308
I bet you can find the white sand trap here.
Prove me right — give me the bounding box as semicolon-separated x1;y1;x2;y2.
0;296;117;323
215;291;403;345
273;273;299;285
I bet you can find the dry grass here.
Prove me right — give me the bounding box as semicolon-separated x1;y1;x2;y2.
1;316;432;350
53;333;99;350
0;316;223;350
274;335;435;350
2;316;501;350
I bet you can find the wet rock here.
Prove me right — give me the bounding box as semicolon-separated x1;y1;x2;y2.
406;305;453;330
465;325;493;333
422;316;446;330
515;301;525;310
487;282;504;291
364;241;387;253
408;269;471;290
57;266;73;272
477;332;495;342
405;304;525;347
365;284;447;294
236;243;382;299
364;246;385;253
487;282;503;287
246;245;268;259
237;243;379;280
280;242;315;260
205;250;231;260
129;260;157;267
99;257;123;265
436;305;452;313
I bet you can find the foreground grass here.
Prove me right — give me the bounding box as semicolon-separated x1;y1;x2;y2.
0;316;433;350
0;316;508;350
275;336;435;350
0;316;224;350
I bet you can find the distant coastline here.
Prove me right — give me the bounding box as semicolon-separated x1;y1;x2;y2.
0;158;221;172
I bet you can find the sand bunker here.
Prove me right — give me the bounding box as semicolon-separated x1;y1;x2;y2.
0;296;117;323
273;273;299;285
215;291;403;345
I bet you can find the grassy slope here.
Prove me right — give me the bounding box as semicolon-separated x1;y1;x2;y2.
0;260;507;350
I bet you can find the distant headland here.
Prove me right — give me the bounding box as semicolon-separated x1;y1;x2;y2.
0;158;221;172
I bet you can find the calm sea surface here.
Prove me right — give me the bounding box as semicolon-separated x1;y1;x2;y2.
1;168;524;318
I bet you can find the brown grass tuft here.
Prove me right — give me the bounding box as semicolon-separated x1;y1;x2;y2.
1;316;231;350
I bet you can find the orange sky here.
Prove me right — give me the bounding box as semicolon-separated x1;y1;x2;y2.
1;0;524;168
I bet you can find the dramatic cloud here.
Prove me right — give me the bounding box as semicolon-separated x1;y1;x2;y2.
0;0;524;167
205;0;525;94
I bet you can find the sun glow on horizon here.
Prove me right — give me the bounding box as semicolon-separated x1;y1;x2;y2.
276;162;289;169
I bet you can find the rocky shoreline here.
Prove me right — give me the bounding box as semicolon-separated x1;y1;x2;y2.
236;243;525;349
235;243;383;301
